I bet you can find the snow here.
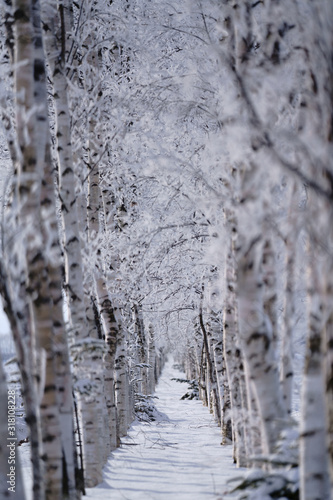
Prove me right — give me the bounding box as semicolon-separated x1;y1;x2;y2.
17;357;244;500
85;357;243;500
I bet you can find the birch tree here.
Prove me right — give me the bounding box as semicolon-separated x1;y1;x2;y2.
0;0;331;499
0;355;26;499
40;0;110;485
300;242;330;500
0;0;80;496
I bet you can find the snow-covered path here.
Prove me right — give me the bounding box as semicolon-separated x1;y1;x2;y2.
86;358;242;500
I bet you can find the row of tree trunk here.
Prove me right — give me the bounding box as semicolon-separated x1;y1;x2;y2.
181;193;332;499
176;2;333;498
0;0;165;499
0;1;332;500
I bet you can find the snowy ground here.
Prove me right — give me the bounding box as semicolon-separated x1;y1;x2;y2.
17;357;243;499
85;358;242;500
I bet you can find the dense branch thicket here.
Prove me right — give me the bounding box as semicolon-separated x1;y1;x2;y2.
0;0;332;499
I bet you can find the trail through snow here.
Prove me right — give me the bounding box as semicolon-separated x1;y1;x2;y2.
86;358;242;500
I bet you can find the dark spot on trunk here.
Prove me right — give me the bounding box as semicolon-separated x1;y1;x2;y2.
14;7;29;21
25;413;37;426
271;41;280;64
67;236;78;245
34;59;45;82
300;430;316;438
44;384;57;393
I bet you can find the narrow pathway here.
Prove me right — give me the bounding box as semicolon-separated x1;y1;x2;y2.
86;358;242;500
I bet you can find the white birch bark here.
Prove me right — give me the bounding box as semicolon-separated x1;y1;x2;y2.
325;293;333;498
40;0;108;486
237;236;286;457
204;340;211;412
223;236;248;466
82;17;123;456
208;312;223;427
207;333;221;425
155;348;164;383
147;324;156;395
133;304;148;395
94;270;118;450
0;262;43;499
11;0;70;496
280;235;296;416
220;339;232;444
195;322;207;407
300;246;330;500
138;308;149;395
71;340;106;487
86;174;111;464
101;187;135;438
278;184;300;417
0;357;26;500
41;184;78;499
301;3;333;494
88;164;118;452
32;1;79;495
184;336;197;381
1;9;45;499
262;237;279;361
198;306;221;427
40;0;87;343
92;173;127;450
114;321;130;438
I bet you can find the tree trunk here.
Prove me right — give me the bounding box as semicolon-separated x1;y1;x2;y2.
325;302;333;499
147;324;156;395
40;0;107;485
208;312;223;428
114;321;130;438
199;309;221;427
133;304;148;395
300;247;330;500
280;236;296;416
11;0;72;496
237;236;286;458
0;356;26;499
223;234;247;465
32;1;78;495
